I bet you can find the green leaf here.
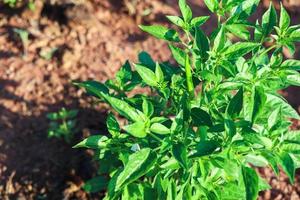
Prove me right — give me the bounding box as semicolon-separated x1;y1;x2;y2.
204;0;219;13
226;87;243;118
194;28;210;59
142;98;154;117
229;0;260;22
278;152;295;183
222;42;259;59
134;63;158;87
74;80;109;98
191;107;213;127
150;123;170;135
267;107;281;131
139;25;180;42
116;61;132;85
285;70;300;86
261;151;279;175
245;154;268;167
172;143;188;169
179;0;192;22
83;176;108;193
281;59;300;70
262;3;277;37
138;51;155;69
191;16;210;27
244;86;266;123
155;62;164;83
115;148;157;191
191;140;219;158
279;3;290;32
169;45;186;66
226;24;250;40
214;26;226;51
107;113;120;137
166;16;185;27
290;29;300;42
242;166;259;200
224;119;236;138
124;121;147;138
266;93;300;119
73;135;109;149
102;93;143;122
171;110;184;134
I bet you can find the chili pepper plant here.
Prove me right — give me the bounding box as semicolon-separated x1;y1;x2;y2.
74;0;300;199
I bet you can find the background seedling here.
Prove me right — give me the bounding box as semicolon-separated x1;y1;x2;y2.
47;108;78;143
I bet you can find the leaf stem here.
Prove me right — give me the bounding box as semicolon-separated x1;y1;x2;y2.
149;132;163;142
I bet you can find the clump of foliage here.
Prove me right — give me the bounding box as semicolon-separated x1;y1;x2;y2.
47;108;78;143
2;0;35;9
74;0;300;199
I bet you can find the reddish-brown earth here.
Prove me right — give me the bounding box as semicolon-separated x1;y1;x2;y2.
0;0;299;199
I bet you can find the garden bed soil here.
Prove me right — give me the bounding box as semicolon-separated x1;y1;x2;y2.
0;0;300;199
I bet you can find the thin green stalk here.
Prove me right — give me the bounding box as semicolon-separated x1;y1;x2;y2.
149;132;163;142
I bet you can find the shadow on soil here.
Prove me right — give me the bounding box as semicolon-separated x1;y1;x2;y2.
0;79;108;199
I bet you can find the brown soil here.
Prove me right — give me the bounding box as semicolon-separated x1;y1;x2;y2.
0;0;299;199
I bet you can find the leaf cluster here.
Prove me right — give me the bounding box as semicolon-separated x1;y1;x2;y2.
75;0;300;199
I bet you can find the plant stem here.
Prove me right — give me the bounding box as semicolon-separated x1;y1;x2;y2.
149;132;163;142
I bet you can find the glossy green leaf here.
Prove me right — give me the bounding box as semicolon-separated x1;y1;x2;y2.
191;107;213;127
191;16;210;27
139;25;180;42
150;123;170;135
261;151;279;175
290;29;300;42
226;87;243;118
83;176;108;193
179;0;192;22
115;148;157;191
262;3;277;37
166;16;184;27
116;61;132;85
124;121;147;138
242;166;259;200
281;59;300;70
279;3;290;31
266;93;300;119
169;45;186;66
155;62;164;83
172;143;188;169
102;93;143;122
204;0;219;13
74;80;109;98
194;28;210;59
191;140;219;158
278;152;295;183
222;42;259;59
134;63;158;87
73;135;109;149
107;113;120;137
244;86;266;123
226;24;250;40
214;26;226;51
229;0;260;22
267;107;281;131
142;98;154;117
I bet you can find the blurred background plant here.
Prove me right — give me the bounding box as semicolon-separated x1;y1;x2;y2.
47;108;78;143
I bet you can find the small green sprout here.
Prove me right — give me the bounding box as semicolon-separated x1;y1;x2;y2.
47;108;78;143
